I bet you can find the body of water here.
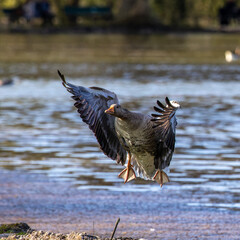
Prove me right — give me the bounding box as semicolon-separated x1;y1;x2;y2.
0;33;240;239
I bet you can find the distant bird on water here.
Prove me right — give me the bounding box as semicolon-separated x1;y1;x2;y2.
58;70;180;186
0;78;14;86
225;47;240;63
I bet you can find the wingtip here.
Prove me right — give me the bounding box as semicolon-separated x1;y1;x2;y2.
154;106;164;113
57;69;68;88
156;99;166;109
57;69;63;79
165;96;174;108
57;69;62;78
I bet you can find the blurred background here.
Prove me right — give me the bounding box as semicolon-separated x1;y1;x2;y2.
1;0;240;30
1;0;240;239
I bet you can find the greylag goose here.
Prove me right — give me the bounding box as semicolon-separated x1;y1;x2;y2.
58;70;180;186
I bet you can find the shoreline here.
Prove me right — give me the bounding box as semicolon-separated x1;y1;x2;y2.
0;169;240;239
0;228;133;240
1;24;240;35
0;221;136;240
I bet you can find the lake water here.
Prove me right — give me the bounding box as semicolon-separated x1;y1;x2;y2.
0;33;240;239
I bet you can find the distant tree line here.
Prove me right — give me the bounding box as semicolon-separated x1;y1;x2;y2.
1;0;240;28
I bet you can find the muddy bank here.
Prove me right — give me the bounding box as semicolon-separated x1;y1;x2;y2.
0;222;135;240
0;229;136;240
0;169;240;240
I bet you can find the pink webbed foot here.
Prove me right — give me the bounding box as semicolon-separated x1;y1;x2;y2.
153;170;170;187
118;165;136;183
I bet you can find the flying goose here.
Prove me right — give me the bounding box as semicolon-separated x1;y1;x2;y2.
58;70;180;186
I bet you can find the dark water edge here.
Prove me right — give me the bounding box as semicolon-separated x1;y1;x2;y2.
0;169;240;240
0;24;221;34
1;23;240;35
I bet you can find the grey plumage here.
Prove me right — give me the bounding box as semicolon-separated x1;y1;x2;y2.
59;70;126;165
59;70;180;184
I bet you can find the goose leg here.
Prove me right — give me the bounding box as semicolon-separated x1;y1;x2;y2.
118;154;136;183
153;170;170;187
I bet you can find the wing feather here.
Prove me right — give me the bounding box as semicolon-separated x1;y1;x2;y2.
58;70;127;165
151;97;178;150
151;97;178;170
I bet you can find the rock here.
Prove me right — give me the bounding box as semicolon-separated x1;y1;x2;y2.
0;223;31;234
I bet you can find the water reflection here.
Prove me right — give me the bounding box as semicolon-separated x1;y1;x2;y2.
0;62;240;211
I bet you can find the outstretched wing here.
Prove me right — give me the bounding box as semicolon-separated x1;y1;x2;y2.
151;97;178;169
58;70;127;165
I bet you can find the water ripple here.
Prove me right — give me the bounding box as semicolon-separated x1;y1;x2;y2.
1;63;240;211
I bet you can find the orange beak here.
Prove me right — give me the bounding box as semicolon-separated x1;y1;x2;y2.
105;105;115;115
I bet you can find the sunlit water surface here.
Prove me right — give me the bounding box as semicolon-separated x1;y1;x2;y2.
1;62;240;213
